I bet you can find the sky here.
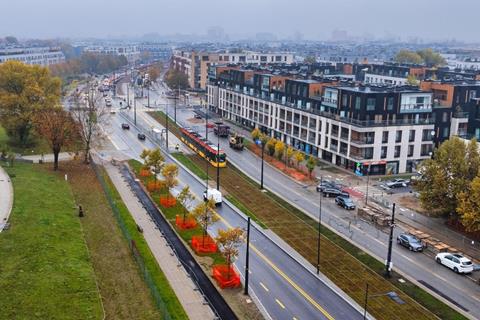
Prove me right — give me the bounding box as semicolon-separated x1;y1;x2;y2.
2;0;479;42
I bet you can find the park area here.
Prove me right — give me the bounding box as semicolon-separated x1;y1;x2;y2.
150;110;467;320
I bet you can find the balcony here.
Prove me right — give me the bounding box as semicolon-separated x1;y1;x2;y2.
399;103;432;113
350;136;375;145
322;97;337;108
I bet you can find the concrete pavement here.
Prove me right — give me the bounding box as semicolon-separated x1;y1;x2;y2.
21;152;75;163
0;165;13;232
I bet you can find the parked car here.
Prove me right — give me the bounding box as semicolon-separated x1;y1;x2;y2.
323;188;349;198
203;188;222;206
335;196;356;210
121;123;130;130
316;181;335;192
137;133;146;141
396;233;423;252
194;113;202;119
435;252;474;274
386;179;409;188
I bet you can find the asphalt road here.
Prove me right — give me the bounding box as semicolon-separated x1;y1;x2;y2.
145;89;480;320
103;106;364;320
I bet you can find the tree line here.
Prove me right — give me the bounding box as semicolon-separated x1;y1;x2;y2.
394;48;446;67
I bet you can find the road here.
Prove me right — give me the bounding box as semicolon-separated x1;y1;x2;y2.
102;102;364;320
136;84;480;320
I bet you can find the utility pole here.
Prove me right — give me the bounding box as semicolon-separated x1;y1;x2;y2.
365;163;371;206
127;83;130;107
260;139;265;190
205;110;209;192
165;103;169;151
216;124;220;190
316;176;322;274
385;203;396;278
133;84;137;125
363;283;369;320
244;217;251;295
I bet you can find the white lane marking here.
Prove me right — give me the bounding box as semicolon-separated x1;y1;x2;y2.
260;282;269;292
275;299;286;309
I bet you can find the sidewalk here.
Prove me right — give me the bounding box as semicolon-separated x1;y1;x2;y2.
21;152;75;163
103;161;215;320
0;165;13;232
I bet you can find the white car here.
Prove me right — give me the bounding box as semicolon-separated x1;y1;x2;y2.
203;188;222;206
435;252;474;274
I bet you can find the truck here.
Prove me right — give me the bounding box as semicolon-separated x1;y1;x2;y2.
203;188;222;206
213;123;230;137
229;132;245;150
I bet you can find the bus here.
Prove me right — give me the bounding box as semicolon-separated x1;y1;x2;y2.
180;127;227;168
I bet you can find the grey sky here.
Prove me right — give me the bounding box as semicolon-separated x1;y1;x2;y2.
3;0;479;42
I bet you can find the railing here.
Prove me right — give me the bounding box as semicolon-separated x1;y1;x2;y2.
453;112;469;119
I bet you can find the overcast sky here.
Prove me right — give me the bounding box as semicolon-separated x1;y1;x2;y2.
2;0;479;42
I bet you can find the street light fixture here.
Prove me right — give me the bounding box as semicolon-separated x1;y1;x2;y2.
365;163;371;206
316;176;323;274
216;122;221;190
385;203;396;278
363;282;405;320
244;216;251;295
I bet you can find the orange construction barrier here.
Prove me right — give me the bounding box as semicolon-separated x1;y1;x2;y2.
175;215;197;229
212;265;241;289
191;235;217;254
159;196;177;208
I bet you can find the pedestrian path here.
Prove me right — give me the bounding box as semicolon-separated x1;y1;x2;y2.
103;161;215;320
22;152;75;163
0;165;13;232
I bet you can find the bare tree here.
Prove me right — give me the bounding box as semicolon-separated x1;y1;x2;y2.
70;82;108;164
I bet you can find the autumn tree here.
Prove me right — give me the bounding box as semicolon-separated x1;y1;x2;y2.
162;163;179;201
70;82;108;163
406;74;419;86
215;227;245;279
177;186;195;223
286;146;294;167
417;48;446;67
0;61;62;145
457;177;480;232
293;150;305;168
306;156;316;178
165;69;189;90
143;148;165;183
274;140;285;161
34;107;77;170
251;128;261;141
303;56;317;64
148;63;162;83
395;50;423;65
192;199;219;246
266;137;277;156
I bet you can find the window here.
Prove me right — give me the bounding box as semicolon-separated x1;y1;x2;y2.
387;97;394;110
342;94;348;107
442;112;448;123
382;131;389;143
395;130;402;143
381;146;387;159
355;97;361;110
366;98;375;111
422;129;433;141
394;146;401;158
409;130;415;142
443;127;449;138
408;145;414;157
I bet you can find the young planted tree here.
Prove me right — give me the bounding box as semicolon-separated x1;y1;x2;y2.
192;199;218;246
275;140;285;161
306;156;316;178
266;138;277;156
286;146;294;167
215;227;245;279
145;148;165;183
293;150;305;168
34;107;77;170
177;186;195;223
70;82;107;163
251;128;261;141
161;163;179;201
457;176;480;232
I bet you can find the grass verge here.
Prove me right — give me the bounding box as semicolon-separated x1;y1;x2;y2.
224;195;268;229
0;162;103;319
171;152;208;180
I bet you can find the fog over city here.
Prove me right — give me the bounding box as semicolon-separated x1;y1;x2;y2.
3;0;479;42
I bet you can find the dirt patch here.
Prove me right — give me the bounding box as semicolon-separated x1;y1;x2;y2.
397;195;428;214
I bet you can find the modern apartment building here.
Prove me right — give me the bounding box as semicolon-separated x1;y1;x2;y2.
0;47;65;66
83;45;140;63
207;67;479;175
172;49;294;90
359;63;427;86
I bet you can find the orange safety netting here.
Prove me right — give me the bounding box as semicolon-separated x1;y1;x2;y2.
191;235;217;254
140;169;151;177
175;215;197;229
212;265;241;289
147;181;162;192
159;196;177;208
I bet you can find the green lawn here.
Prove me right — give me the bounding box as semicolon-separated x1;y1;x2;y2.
0;162;103;320
0;125;7;146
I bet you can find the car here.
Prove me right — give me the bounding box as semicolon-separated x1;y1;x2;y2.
323;188;349;198
316;180;337;192
137;133;146;140
121;123;130;130
194;114;202;119
386;179;409;188
203;188;222;206
435;252;474;274
335;196;356;210
396;233;423;252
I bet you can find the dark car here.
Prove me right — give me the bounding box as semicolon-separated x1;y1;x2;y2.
316;180;337;192
137;133;146;141
397;233;423;252
335;196;356;210
194;114;202;119
323;188;349;198
121;123;130;130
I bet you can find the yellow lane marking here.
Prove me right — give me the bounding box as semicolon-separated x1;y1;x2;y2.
260;282;269;292
276;299;286;309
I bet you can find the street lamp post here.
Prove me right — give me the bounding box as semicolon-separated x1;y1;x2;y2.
363;283;369;320
385;203;396;277
216;123;220;190
165;103;169;151
147;83;150;108
244;216;251;295
365;163;371;206
316;176;323;274
126;83;130;108
260;140;265;190
205;110;209;192
133;88;137;125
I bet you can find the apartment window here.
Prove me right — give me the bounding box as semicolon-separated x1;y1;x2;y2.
442;112;448;123
443;127;449;138
382;131;389;143
381;146;387;159
409;130;415;142
408;145;414;157
364;147;374;159
355;97;361;110
342;94;348;107
422;129;433;141
366;98;375;111
394;146;401;158
387;97;394;111
395;130;402;143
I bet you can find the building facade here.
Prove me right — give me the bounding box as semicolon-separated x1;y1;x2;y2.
83;45;140;63
0;47;65;66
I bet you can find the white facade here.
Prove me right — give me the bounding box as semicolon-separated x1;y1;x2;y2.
365;73;407;86
83;45;140;63
208;85;434;174
0;47;65;66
